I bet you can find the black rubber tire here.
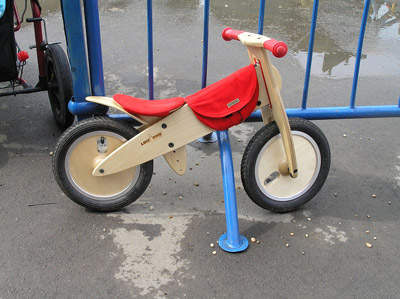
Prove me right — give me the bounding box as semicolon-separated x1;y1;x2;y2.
241;118;330;212
53;117;153;212
45;44;74;130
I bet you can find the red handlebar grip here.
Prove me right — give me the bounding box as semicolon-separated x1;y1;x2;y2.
222;27;244;41
263;40;288;58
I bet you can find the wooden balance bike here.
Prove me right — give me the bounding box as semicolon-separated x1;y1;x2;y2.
53;28;331;214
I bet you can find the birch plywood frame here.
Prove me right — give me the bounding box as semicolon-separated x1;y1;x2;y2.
246;45;298;178
163;146;187;175
93;104;212;176
238;31;273;48
86;96;161;127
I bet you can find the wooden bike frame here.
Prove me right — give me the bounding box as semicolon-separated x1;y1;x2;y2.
86;30;298;179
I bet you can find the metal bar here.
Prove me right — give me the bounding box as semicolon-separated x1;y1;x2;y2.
257;0;266;34
198;0;217;143
61;0;90;103
107;114;133;120
68;100;105;116
83;0;106;97
249;105;400;120
0;86;43;97
30;1;45;77
201;0;210;89
301;0;319;109
13;2;21;31
147;0;154;100
108;114;142;125
216;130;248;253
62;0;106;117
350;0;371;108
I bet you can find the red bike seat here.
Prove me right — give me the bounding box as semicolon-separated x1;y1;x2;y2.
113;94;185;117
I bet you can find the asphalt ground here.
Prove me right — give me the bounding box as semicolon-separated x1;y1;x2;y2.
1;1;400;298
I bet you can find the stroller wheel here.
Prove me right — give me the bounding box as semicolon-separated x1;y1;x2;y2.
45;44;74;130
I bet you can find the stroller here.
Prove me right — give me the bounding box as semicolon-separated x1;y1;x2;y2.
0;0;73;129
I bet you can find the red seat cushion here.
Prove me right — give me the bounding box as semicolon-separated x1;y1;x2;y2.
185;64;259;130
113;94;185;117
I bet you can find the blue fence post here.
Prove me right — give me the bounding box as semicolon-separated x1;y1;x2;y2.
201;0;209;89
350;0;371;108
217;130;249;253
83;0;106;98
301;0;319;109
257;0;266;34
147;0;154;100
62;0;90;112
198;0;217;143
63;0;108;118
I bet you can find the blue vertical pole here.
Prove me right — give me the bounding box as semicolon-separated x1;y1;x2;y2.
62;0;108;117
257;0;266;34
83;0;105;98
62;0;90;103
301;0;319;109
198;0;217;143
201;0;210;89
217;130;249;253
147;0;154;100
350;0;371;108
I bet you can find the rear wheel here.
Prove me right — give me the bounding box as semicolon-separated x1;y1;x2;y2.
45;44;74;130
241;118;330;212
53;117;153;212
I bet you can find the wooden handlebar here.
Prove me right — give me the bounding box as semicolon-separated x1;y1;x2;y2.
222;27;288;58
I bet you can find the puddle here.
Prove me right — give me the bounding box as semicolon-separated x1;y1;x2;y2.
293;1;400;78
295;49;400;79
209;0;400;79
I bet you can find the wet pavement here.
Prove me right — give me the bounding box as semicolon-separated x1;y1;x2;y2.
1;0;400;298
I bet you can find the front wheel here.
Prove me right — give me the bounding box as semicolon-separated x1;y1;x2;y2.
53;117;153;212
241;118;330;212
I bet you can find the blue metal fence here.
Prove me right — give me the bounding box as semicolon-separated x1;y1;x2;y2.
62;0;400;120
286;0;400;119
